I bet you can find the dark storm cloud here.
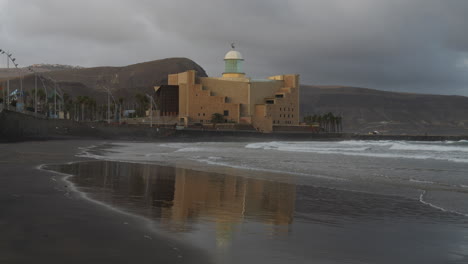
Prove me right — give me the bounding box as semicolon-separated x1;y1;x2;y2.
1;0;468;95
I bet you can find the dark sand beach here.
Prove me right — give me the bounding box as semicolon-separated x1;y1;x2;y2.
2;140;468;263
0;140;212;264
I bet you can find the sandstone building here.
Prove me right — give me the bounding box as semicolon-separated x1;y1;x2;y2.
157;47;300;132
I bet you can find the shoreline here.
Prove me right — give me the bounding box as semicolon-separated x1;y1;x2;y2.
2;140;468;263
39;155;468;264
0;140;213;264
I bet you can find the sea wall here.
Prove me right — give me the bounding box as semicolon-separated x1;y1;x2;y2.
0;110;174;142
1;110;467;142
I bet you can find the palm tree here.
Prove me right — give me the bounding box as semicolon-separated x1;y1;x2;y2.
336;115;343;132
135;93;149;117
76;96;89;121
62;93;73;120
37;89;46;114
211;113;224;127
118;97;124;120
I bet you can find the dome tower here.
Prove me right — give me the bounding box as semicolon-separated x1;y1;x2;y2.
222;44;245;78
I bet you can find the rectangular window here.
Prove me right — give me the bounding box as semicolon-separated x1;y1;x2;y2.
223;110;229;116
266;100;274;104
275;94;284;98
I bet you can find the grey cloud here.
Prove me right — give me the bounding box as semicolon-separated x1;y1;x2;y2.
1;0;468;95
5;0;152;43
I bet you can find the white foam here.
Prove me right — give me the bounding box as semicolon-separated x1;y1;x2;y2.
409;179;436;185
418;190;468;217
192;157;347;182
389;142;468;152
175;147;211;152
244;141;468;163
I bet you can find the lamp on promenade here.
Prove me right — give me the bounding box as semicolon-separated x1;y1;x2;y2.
0;49;11;110
102;86;119;124
0;49;23;112
27;67;39;116
39;74;64;119
145;93;157;128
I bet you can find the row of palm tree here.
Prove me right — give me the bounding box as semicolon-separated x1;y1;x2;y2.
304;112;343;132
11;89;140;121
60;93;151;122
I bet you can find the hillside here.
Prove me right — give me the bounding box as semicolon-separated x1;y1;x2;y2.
2;59;468;135
1;57;207;103
301;85;468;135
0;64;82;79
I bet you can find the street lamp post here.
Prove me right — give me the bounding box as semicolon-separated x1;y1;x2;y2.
146;94;157;128
6;52;9;110
34;72;37;116
41;75;64;119
0;50;10;110
101;86;118;124
27;67;38;116
107;91;110;124
54;82;57;118
0;49;24;112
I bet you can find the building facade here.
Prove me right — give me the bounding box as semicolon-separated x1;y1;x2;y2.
164;47;300;132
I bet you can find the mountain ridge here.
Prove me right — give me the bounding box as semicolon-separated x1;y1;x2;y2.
2;59;468;135
301;85;468;135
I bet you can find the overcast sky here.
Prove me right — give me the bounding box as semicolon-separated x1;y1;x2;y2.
1;0;468;95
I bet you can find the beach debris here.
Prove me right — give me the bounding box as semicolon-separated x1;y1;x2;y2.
144;235;152;240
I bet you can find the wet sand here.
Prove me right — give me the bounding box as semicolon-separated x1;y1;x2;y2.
45;158;468;264
0;140;212;264
2;140;468;263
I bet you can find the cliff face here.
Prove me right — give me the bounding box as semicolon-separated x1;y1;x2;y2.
301;86;468;135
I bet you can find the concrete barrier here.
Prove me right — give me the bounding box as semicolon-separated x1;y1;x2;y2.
1;110;467;142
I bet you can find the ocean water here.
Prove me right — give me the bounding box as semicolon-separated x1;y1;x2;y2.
78;140;468;214
51;140;468;263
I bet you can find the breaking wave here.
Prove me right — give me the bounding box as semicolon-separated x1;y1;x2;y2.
245;140;468;163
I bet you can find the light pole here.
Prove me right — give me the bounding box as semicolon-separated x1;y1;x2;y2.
27;67;38;116
0;49;23;112
102;86;118;124
40;75;64;119
0;49;10;110
146;93;157;128
107;90;110;124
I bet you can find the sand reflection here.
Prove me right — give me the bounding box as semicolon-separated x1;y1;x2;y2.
57;161;296;242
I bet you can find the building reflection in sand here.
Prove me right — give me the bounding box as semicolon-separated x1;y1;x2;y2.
56;160;296;247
